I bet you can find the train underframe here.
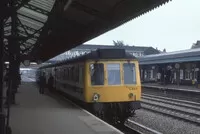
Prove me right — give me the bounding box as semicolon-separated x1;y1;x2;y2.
48;86;141;125
90;101;141;124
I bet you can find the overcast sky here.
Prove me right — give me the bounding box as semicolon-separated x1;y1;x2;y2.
85;0;200;52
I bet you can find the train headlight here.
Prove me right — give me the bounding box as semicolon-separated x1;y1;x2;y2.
93;93;100;102
128;93;134;99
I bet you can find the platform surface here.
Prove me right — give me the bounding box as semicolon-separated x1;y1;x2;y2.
142;83;200;93
10;81;123;134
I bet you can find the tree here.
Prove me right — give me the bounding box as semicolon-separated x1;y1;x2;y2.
191;43;196;49
163;48;166;53
191;41;200;49
113;40;129;46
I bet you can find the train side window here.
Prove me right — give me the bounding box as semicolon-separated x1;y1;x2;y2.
90;63;104;85
63;69;66;79
75;66;79;83
57;68;59;79
69;67;72;81
107;63;121;85
79;65;84;84
65;68;67;79
72;66;75;81
123;63;136;84
66;68;69;80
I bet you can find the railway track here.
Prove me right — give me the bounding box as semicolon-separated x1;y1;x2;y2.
124;119;162;134
141;93;200;125
142;93;200;110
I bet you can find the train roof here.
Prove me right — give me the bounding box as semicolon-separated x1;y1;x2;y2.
39;48;136;69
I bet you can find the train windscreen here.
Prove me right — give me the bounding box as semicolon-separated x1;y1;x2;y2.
107;63;121;85
123;63;136;84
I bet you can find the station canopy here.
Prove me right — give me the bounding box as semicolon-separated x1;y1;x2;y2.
139;48;200;65
3;0;171;62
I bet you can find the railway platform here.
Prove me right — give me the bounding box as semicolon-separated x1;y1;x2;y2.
142;83;200;93
9;82;123;134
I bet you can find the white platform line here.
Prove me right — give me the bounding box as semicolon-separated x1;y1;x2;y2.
61;96;124;134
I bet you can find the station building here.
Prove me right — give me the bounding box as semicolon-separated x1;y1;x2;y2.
138;48;200;86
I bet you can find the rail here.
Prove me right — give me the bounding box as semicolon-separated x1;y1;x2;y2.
125;119;162;134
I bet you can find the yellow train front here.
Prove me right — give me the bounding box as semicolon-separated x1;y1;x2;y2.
39;48;141;123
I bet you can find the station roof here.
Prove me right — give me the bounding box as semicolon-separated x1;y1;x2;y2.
4;0;55;61
139;48;200;65
3;0;171;62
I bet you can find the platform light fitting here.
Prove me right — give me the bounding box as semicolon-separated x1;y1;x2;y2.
23;60;30;67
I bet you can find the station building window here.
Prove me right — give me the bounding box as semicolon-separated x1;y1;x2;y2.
184;70;190;80
194;71;198;80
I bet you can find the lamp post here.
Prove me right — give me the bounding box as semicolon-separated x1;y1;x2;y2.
175;63;180;87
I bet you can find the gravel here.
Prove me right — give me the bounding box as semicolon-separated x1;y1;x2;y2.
142;95;200;110
129;109;200;134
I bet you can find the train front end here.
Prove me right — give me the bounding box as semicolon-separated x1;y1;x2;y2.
84;49;141;122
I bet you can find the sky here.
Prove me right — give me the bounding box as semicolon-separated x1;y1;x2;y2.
85;0;200;52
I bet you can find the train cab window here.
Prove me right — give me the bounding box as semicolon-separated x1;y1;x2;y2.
123;63;136;84
90;63;104;85
107;63;121;85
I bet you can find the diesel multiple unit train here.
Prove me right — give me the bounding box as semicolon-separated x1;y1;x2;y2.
36;49;141;123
